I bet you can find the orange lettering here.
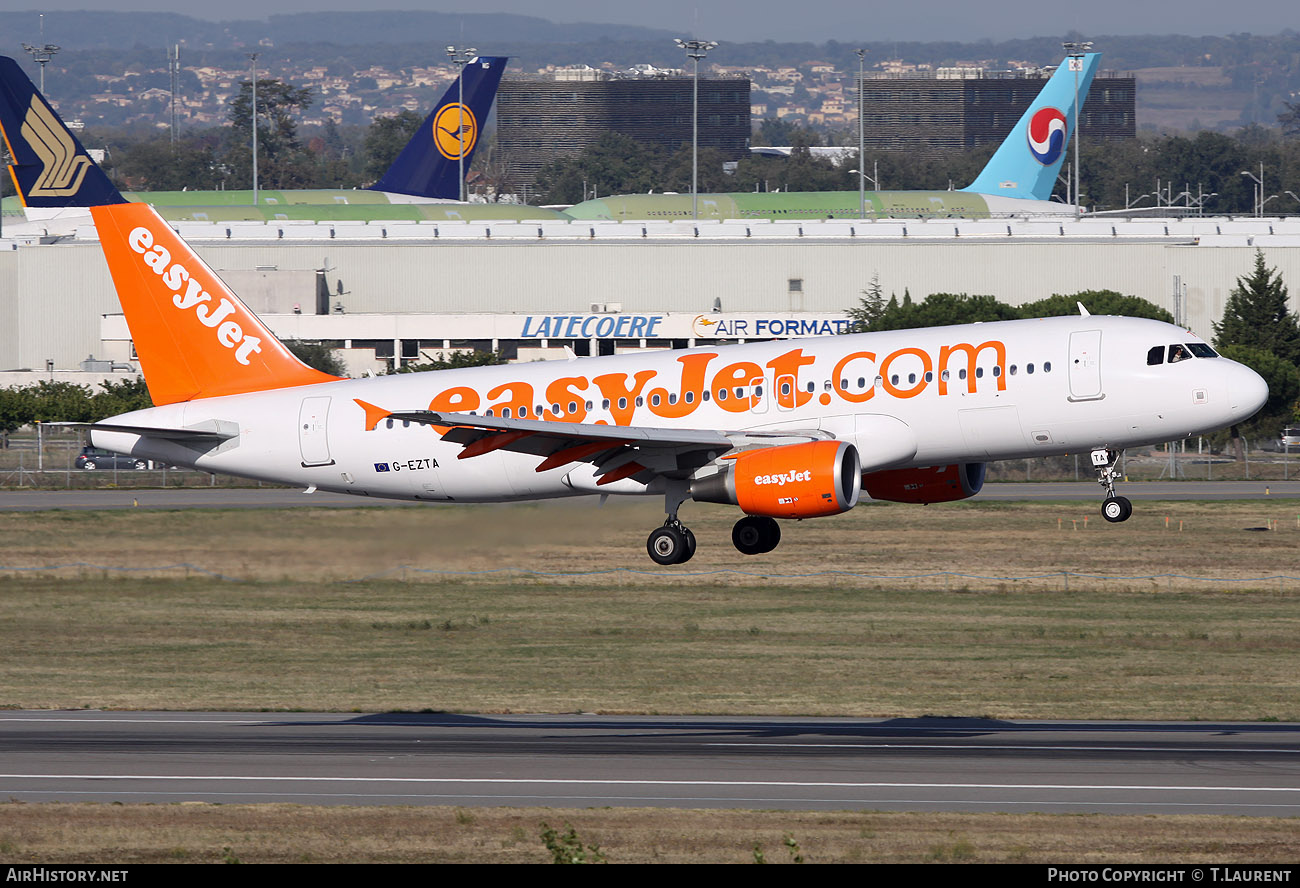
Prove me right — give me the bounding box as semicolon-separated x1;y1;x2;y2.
486;380;534;418
544;376;590;422
593;370;656;426
426;386;481;433
832;351;877;404
938;341;1007;395
647;353;715;418
880;347;932;399
766;348;816;408
711;361;763;413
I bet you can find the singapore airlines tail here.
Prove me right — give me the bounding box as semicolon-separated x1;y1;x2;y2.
0;55;125;209
962;52;1100;201
90;202;339;406
368;55;508;200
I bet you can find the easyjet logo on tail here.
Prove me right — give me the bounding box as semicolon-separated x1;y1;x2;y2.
127;226;264;366
21;94;91;196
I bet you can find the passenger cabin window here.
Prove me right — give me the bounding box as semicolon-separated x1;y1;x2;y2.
1147;346;1164;366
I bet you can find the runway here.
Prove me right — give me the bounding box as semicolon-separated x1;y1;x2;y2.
2;480;1299;511
3;711;1299;814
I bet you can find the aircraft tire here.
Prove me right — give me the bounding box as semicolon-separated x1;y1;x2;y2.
733;516;780;555
648;526;689;565
1102;495;1132;523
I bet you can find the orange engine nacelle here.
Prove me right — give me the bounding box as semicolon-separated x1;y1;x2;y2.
692;440;862;519
862;463;986;504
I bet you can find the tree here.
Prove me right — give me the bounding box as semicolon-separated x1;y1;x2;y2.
90;377;153;419
225;78;317;189
849;291;1019;332
1213;251;1300;367
363;110;423;183
1280;101;1300;138
286;340;347;377
846;273;887;331
0;386;32;446
111;135;228;192
392;350;506;373
1020;290;1174;323
1216;345;1300;437
533;133;669;205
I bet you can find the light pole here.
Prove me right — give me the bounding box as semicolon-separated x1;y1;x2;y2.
1240;165;1263;217
248;53;259;206
22;14;59;94
856;48;866;218
446;46;478;203
1062;41;1092;218
675;38;719;221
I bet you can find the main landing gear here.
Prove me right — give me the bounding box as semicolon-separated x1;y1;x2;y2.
647;483;698;565
732;516;781;555
1092;448;1133;523
644;484;784;564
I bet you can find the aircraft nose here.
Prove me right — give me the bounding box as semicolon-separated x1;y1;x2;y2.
1228;360;1269;418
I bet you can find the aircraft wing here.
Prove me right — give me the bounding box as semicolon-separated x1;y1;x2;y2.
372;405;829;484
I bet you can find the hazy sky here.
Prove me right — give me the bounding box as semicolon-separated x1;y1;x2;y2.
3;1;1294;43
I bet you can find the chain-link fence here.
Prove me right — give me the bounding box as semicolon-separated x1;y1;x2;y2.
2;427;1296;488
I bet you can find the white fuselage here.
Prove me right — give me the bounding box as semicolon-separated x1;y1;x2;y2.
92;315;1267;503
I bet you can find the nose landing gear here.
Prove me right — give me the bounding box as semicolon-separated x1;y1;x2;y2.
1092;448;1133;523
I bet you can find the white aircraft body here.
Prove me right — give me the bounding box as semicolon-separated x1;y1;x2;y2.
85;202;1267;563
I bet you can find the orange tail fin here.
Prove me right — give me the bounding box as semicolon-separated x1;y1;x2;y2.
92;203;339;405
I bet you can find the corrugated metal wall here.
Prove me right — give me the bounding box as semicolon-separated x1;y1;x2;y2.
5;236;1298;369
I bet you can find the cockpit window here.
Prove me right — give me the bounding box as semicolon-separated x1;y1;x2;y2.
1186;343;1218;358
1168;344;1193;363
1147;346;1164;366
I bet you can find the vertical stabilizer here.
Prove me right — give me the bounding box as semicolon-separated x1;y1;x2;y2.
962;53;1100;202
369;56;508;200
0;55;124;208
91;203;339;406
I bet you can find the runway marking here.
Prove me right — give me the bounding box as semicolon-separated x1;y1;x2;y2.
707;742;1300;754
4;789;1300;810
3;775;1300;793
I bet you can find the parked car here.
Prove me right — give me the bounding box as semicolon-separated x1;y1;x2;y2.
75;446;148;471
1283;427;1300;447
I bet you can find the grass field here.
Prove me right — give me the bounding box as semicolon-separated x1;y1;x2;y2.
1;497;1298;862
3;804;1300;864
1;498;1299;715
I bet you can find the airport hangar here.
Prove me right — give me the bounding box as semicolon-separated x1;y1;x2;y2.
1;215;1298;387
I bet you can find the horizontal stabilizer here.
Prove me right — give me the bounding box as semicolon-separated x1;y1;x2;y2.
46;419;239;440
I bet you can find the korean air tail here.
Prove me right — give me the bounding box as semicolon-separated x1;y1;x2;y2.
91;202;339;406
369;55;507;200
962;53;1100;202
0;55;124;208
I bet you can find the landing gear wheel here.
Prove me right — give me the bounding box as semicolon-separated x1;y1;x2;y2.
733;516;781;555
647;525;689;565
1102;495;1132;523
680;527;697;564
1091;448;1133;524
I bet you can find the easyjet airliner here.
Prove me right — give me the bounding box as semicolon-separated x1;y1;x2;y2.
72;195;1267;563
